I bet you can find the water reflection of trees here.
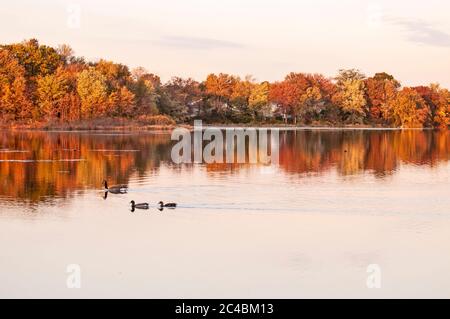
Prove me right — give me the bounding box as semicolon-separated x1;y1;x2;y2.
0;130;448;203
0;131;172;202
204;130;449;176
277;130;449;176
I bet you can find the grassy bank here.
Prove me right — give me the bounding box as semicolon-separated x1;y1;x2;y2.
2;117;443;131
1;121;404;131
0;116;185;131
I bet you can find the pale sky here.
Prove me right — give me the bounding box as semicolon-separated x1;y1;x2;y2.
1;0;449;87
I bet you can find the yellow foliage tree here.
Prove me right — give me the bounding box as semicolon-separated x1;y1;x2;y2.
77;68;108;118
36;73;68;118
391;88;430;128
249;81;271;118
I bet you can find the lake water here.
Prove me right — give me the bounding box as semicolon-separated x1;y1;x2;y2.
0;129;449;298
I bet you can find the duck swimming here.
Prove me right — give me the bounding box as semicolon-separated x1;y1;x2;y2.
130;200;149;211
103;180;128;194
158;201;177;209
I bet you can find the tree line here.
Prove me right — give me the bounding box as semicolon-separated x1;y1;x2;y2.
0;39;449;128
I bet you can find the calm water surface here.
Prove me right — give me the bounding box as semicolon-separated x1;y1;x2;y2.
0;129;449;298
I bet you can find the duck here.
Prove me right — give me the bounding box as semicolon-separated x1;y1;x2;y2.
103;180;128;194
130;200;150;210
158;201;177;209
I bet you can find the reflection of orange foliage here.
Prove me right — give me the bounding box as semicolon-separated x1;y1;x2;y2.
279;131;340;174
0;132;172;202
0;130;449;202
278;130;450;176
365;132;397;176
202;130;449;177
205;163;244;173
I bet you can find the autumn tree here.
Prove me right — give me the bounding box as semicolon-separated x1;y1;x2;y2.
95;60;132;92
427;84;450;129
107;86;136;117
131;68;160;116
56;63;86;120
3;39;62;78
299;74;336;123
89;60;135;118
269;73;335;124
159;77;203;121
268;81;288;122
231;76;253;105
249;81;271;119
0;48;31;120
390;87;430;128
137;72;161;89
411;84;450;128
366;72;400;123
269;73;309;123
77;68;108;118
205;73;236;100
57;44;75;65
205;73;237;117
333;69;368;124
36;72;68;118
434;88;450;129
229;76;255;121
298;86;323;122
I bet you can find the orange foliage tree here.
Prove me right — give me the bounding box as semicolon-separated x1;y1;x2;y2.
390;88;430;128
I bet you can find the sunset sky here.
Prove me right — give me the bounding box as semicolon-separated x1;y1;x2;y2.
1;0;449;87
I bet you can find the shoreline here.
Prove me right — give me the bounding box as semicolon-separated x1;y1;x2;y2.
0;119;182;132
0;122;442;132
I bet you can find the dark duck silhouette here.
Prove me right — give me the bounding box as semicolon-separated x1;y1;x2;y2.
130;200;149;212
158;201;177;209
103;180;128;194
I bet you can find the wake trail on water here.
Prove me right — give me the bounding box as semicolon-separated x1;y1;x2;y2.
175;204;302;212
